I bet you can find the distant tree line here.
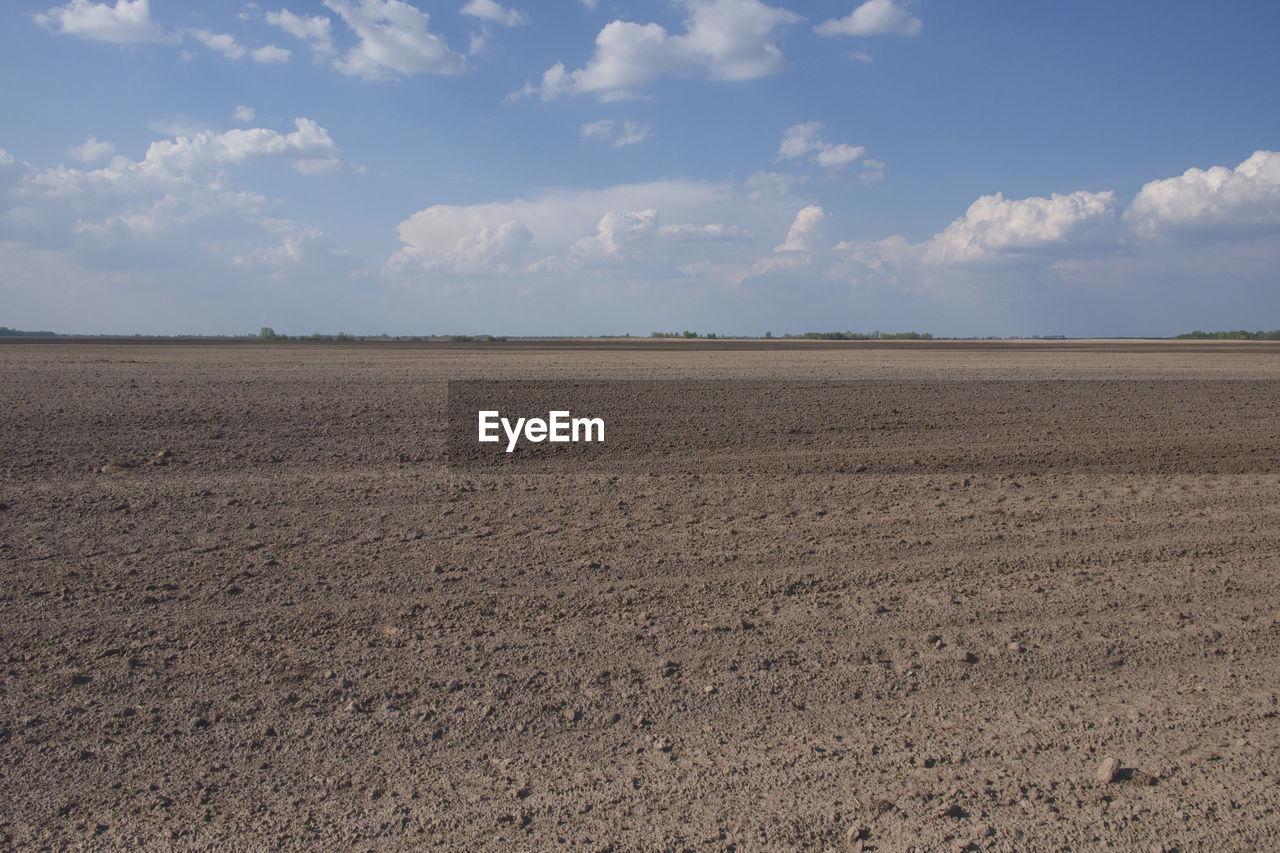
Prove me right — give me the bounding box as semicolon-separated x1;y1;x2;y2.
257;328;510;342
259;327;358;342
790;330;934;340
649;330;934;340
0;326;58;336
1176;330;1280;340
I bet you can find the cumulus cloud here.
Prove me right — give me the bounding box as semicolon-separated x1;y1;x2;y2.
832;189;1120;280
232;219;325;273
775;204;824;252
0;120;352;300
581;119;651;148
232;105;256;122
150;119;345;175
813;143;864;168
392;210;536;272
188;29;247;59
572;211;749;262
461;0;528;27
454;221;534;270
264;8;335;56
18;120;348;214
1126;150;1280;239
392;177;796;278
572;209;659;260
67;137;115;164
34;0;166;43
828;152;1280;304
252;44;291;62
514;0;801;101
777;122;869;172
323;0;465;79
816;0;922;37
920;190;1119;264
184;29;290;63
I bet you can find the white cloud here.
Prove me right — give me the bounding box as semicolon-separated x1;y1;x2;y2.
775;204;824;252
67;137;116;164
816;0;922;37
657;222;747;241
828;189;1124;301
0;149;15;167
580;119;651;148
232;105;256;122
921;190;1119;264
323;0;465;79
572;209;659;260
515;0;801;101
168;119;343;173
34;0;166;44
18;120;347;213
252;44;291;62
461;0;528;27
188;29;247;60
812;143;864;168
0;133;343;310
859;158;885;183
392;177;797;277
777;122;868;172
613;121;651;147
829;153;1280;302
574;211;748;260
184;30;291;64
777;121;821;159
678;0;802;80
232;219;324;273
1126;150;1280;239
265;8;335;55
454;221;534;270
580;120;614;140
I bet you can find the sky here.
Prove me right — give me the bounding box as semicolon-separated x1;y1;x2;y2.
1;0;1278;337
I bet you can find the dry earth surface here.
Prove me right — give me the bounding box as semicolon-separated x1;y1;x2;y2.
2;339;1280;851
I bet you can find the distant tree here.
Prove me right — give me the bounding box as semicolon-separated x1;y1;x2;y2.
259;327;279;341
0;327;58;336
1176;329;1280;341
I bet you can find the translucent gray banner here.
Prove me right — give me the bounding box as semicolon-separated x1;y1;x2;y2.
446;379;1280;474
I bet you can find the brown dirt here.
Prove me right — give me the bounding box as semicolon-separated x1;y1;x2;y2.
2;340;1280;851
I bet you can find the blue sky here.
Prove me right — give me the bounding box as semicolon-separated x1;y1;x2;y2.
2;0;1278;336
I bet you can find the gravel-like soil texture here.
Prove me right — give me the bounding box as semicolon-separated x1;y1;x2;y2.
2;340;1280;851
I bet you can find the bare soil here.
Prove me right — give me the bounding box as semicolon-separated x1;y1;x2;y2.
2;340;1280;851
